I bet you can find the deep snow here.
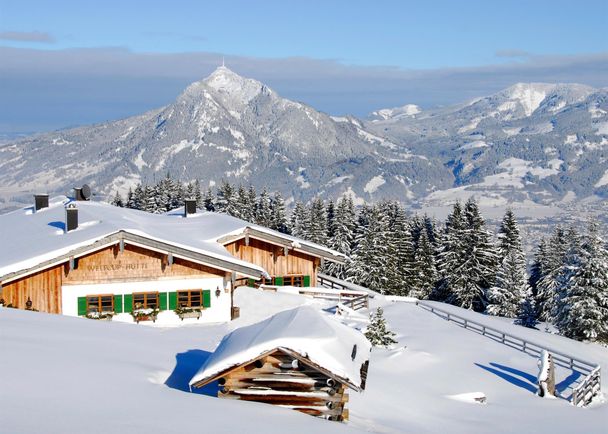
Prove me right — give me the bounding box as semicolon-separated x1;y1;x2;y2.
1;287;607;434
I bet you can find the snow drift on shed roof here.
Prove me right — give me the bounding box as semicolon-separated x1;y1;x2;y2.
189;306;371;390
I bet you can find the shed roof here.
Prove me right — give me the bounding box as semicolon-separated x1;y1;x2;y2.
189;306;371;391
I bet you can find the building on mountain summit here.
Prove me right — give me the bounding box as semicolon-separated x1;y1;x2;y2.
0;194;344;324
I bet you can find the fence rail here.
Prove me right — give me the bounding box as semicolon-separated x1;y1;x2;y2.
417;300;601;406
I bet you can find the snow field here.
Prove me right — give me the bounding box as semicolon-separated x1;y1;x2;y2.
1;286;607;434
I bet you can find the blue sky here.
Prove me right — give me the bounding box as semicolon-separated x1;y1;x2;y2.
1;0;607;132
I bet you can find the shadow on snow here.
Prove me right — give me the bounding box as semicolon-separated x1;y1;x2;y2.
165;349;219;396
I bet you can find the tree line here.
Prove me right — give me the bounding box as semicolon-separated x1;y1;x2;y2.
112;176;608;343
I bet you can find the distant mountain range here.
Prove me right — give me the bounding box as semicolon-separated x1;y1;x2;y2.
1;67;607;215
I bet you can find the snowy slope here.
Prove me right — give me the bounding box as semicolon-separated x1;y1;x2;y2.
1;287;607;434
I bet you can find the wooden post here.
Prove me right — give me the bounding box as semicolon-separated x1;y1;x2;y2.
537;350;556;397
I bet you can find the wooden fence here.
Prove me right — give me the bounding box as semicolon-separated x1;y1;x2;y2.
417;300;601;407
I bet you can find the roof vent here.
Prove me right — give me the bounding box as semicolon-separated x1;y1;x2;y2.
184;199;197;217
73;184;91;201
65;204;78;232
34;194;49;212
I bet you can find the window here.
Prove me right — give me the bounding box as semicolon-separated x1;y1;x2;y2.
86;294;114;314
177;290;202;308
283;275;304;287
133;292;159;310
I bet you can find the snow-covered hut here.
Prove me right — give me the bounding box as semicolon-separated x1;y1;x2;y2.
0;195;345;323
189;306;371;421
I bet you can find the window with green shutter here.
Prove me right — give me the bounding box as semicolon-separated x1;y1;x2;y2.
123;294;133;313
168;292;177;310
274;276;284;286
159;292;168;310
203;290;211;308
77;296;87;316
303;275;311;287
114;295;123;313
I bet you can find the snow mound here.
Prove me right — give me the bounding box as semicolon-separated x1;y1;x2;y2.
446;392;487;404
190;306;371;389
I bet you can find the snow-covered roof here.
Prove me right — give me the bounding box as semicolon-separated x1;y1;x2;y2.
165;207;347;263
0;197;270;281
189;306;371;391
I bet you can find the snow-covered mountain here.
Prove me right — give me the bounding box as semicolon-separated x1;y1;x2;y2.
0;69;607;214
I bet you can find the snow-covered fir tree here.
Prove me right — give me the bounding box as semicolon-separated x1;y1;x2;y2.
215;180;238;216
486;209;528;318
290;201;308;239
555;223;608;342
516;290;539;328
434;201;466;301
306;197;328;246
348;205;389;292
535;227;567;322
255;188;273;227
111;191;124;207
412;229;437;299
365;307;398;347
383;201;415;296
324;196;356;279
203;187;215;211
269;192;289;234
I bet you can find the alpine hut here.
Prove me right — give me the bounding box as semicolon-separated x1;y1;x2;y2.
189;306;371;421
0;195;345;323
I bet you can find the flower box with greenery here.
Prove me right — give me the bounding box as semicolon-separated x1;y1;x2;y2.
86;311;114;321
131;307;159;323
174;305;202;321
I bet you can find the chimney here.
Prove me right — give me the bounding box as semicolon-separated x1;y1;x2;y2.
73;184;91;201
34;194;49;212
65;204;78;232
184;199;197;217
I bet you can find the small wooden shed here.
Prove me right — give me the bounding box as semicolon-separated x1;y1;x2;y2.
189;306;371;421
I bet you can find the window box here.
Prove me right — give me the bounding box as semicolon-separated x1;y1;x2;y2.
174;305;202;321
132;307;159;323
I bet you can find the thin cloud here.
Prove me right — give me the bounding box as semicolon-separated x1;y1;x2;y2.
495;49;531;58
0;46;607;132
0;31;55;43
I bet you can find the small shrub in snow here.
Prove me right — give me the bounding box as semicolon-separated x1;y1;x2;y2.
365;307;397;348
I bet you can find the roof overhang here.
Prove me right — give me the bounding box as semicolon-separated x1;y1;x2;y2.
0;230;266;286
190;346;361;392
218;227;347;265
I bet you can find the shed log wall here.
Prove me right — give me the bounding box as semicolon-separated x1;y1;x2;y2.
225;238;318;286
216;350;348;421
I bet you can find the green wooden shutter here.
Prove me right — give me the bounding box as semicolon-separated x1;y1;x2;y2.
114;295;123;313
247;278;255;287
77;297;87;316
274;276;284;286
159;292;168;310
123;294;133;313
303;275;311;287
203;290;211;308
169;292;177;310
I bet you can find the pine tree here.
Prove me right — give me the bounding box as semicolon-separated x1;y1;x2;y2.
348;206;389;292
125;187;135;209
307;198;328;245
255;188;273;227
383;201;415;296
365;307;398;348
269;192;289;233
216;181;238;216
111;191;124;207
324;196;356;279
516;290;539;328
203;188;216;212
434;202;466;302
193;179;203;208
486;209;528;318
131;184;145;210
142;185;158;213
412;229;438;299
326;199;336;240
555;223;608;342
535;227;567;322
290;201;309;239
438;198;497;311
529;239;548;297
